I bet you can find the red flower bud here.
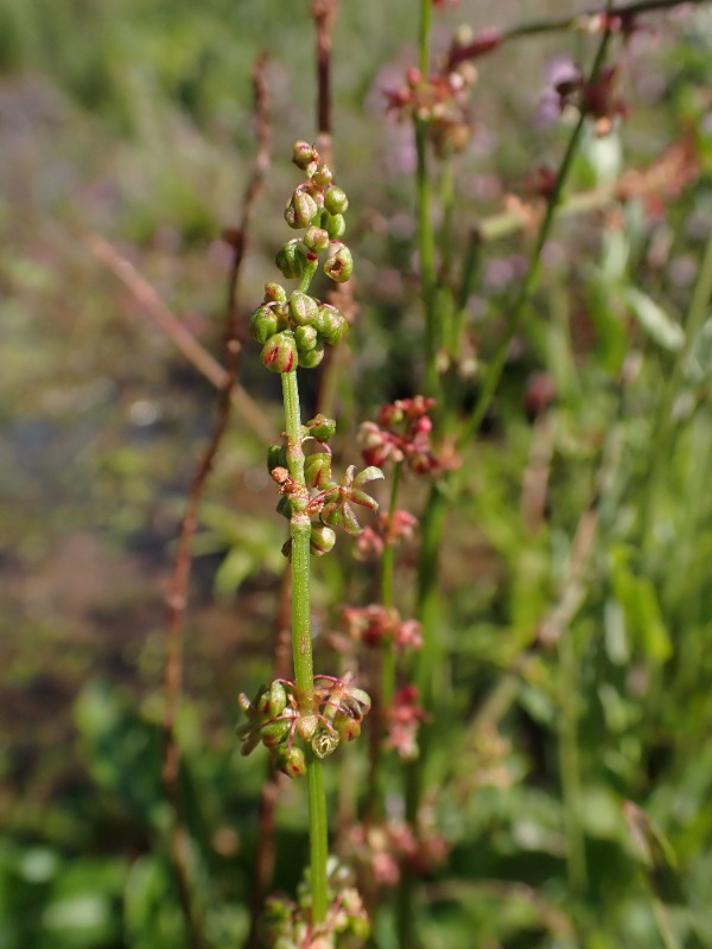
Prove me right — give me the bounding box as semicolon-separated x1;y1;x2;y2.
261;331;297;373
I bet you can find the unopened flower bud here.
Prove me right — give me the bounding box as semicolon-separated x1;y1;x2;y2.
250;304;279;344
277;745;307;778
296;713;319;740
306;414;337;441
299;343;325;369
260;719;291;748
289;291;319;326
323;243;353;283
285;189;319;229
261;331;297;373
334;713;361;742
315;304;347;345
324;185;349;215
323;212;346;240
304;452;332;489
310;524;336;556
304;226;330;252
292;140;318;170
312;163;333;187
276;239;307;279
268;680;288;717
267;444;288;473
295;324;318;353
264;282;287;304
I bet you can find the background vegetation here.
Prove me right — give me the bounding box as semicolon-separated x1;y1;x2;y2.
2;0;712;947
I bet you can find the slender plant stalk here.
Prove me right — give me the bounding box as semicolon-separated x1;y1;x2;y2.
280;259;329;924
380;461;402;706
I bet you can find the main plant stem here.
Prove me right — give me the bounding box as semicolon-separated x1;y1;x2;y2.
281;293;328;923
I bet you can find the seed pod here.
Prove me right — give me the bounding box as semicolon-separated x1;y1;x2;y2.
324;185;349;215
250;305;279;344
289;291;319;327
311;163;333;187
304;452;332;489
264;282;287;304
323;212;346;240
275;239;307;279
304;226;330;252
296;713;319;741
295;324;318;353
323;243;353;283
267;444;287;474
306;414;336;441
314;304;347;345
310;524;336;557
298;343;325;369
285;189;319;229
261;331;297;374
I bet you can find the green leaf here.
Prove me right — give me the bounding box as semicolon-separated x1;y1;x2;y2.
610;547;672;663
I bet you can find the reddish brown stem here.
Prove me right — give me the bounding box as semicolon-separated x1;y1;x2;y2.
161;53;271;949
312;0;338;160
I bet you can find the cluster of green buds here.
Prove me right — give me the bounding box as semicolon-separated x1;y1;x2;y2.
263;858;370;949
268;414;384;555
250;141;353;374
237;675;371;778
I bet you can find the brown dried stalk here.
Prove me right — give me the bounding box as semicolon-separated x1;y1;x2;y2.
160;52;271;949
312;0;339;160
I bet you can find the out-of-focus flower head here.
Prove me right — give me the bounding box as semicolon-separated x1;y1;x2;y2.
385;684;427;760
341;605;423;652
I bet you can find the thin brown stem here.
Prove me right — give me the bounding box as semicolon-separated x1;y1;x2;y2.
160;53;271;949
312;0;338;161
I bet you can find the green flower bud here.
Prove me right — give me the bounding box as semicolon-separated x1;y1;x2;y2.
306;414;337;441
304;226;330;252
276;496;291;519
264;282;287;304
276;745;306;778
250;304;279;344
323;243;353;283
275;239;307;279
295;324;318;353
323;212;346;240
298;343;324;369
285;189;319;229
304;452;332;489
314;304;347;345
289;291;319;326
334;713;361;742
311;163;333;187
310;524;336;557
324;185;349;215
292;140;317;170
260;719;291;748
267;443;287;473
261;331;297;374
268;680;288;717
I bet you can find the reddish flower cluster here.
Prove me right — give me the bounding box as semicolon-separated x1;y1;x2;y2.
384;61;477;155
385;685;427;760
346;819;448;889
355;509;418;560
360;396;443;474
556;65;627;136
341;605;422;652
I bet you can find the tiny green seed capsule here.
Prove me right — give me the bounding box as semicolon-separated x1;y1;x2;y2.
285;189;318;229
304;452;332;489
296;713;319;741
264;282;287;304
250;304;279;344
323;212;346;240
295;324;318;353
323;243;353;283
298;343;325;369
315;304;347;345
275;239;307;279
289;291;319;327
310;524;336;557
324;185;349;215
276;745;306;779
267;444;287;473
304;226;330;252
260;720;291;749
261;331;297;374
334;713;361;742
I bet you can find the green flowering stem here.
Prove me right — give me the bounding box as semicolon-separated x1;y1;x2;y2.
280;364;328;923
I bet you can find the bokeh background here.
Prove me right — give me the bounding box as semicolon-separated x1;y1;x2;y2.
2;1;712;947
